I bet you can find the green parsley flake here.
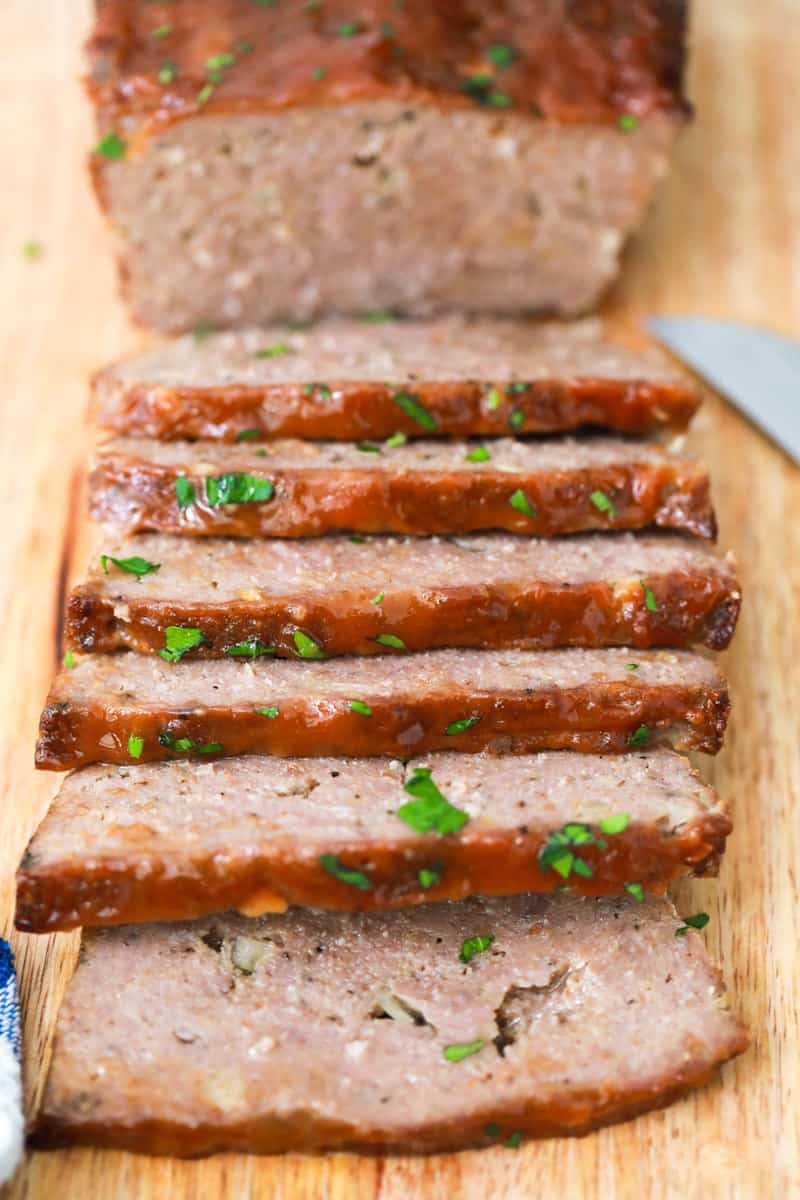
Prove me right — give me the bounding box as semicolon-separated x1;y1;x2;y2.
484;1123;501;1138
626;662;639;671
508;382;531;395
303;382;332;398
486;387;501;411
193;322;215;340
599;813;630;835
625;882;645;901
443;1039;485;1063
676;912;710;936
254;0;278;6
641;580;658;611
158;60;177;84
207;52;236;72
356;441;382;454
540;822;600;880
159;732;223;756
509;409;525;432
590;490;618;519
361;309;397;323
627;724;650;747
465;446;491;463
100;554;160;578
96;132;126;160
418;866;442;889
150;23;172;38
398;767;469;835
505;1132;522;1149
256;342;293;358
349;700;373;716
385;432;407;447
159;626;204;663
618;113;639;132
175;477;196;508
293;630;326;659
127;734;144;759
392;390;438;432
445;716;481;736
509;489;537;519
373;633;406;649
256;706;279;718
63;650;75;669
235;429;261;442
486;44;514;66
463;74;511;108
224;639;275;660
337;21;361;36
460;934;494;964
319;854;371;890
311;66;327;81
196;83;215;106
22;240;42;260
370;592;385;605
205;474;274;505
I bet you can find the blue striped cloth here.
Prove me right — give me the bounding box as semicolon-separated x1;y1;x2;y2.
0;940;22;1181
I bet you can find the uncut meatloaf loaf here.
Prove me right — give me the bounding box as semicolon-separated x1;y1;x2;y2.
35;647;729;770
89;436;716;540
90;318;700;440
86;1;688;331
70;532;741;658
34;894;747;1155
17;750;731;932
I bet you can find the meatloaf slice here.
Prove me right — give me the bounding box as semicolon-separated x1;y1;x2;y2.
87;3;688;331
34;893;747;1155
90;318;699;440
69;532;740;658
89;436;716;540
17;750;731;933
35;647;729;770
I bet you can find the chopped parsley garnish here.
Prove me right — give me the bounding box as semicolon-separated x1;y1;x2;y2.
590;490;618;519
158;60;177;84
193;322;215;340
508;409;525;431
418;865;442;889
349;700;372;716
127;734;144;759
63;650;75;669
539;822;598;880
361;308;397;323
460;934;494;964
303;382;332;398
486;387;501;411
356;441;382;453
466;446;491;462
256;706;279;718
196;83;215;106
159;732;223;756
350;535;366;544
319;854;371;890
443;1039;485;1063
159;625;204;662
505;1132;522;1149
150;23;172;38
508;382;531;395
293;630;326;659
641;580;658;611
509;489;537;519
625;882;645;901
311;66;327;81
96;132;126;160
207;52;236;72
337;21;361;36
175;477;196;508
22;240;42;260
205;473;274;504
599;813;630;835
254;0;278;6
618;113;639;132
256;342;293;358
627;724;650;747
370;592;384;605
100;554;160;578
392;390;437;432
485;44;514;66
385;432;407;447
445;716;481;736
235;429;261;442
373;633;406;649
224;639;276;660
398;767;469;835
484;1123;501;1138
626;662;639;671
676;912;710;936
463;74;511;107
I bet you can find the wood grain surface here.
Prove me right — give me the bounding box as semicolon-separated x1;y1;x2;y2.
1;2;798;1196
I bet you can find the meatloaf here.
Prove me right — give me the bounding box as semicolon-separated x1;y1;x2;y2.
17;750;731;933
86;1;688;331
70;532;740;658
90;436;716;540
36;647;729;770
90;318;699;440
34;893;747;1155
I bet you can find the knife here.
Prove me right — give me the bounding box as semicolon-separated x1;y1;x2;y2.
647;316;800;465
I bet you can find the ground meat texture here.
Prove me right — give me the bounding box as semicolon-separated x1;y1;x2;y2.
16;749;731;932
89;436;716;540
35;646;729;770
34;893;747;1156
68;532;740;658
90;318;699;440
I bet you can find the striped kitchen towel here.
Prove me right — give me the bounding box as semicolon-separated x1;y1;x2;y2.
0;939;22;1182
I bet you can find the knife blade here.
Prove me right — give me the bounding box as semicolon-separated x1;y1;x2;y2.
647;316;800;464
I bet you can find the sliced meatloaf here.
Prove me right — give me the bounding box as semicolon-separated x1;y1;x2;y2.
87;2;688;331
90;318;699;440
17;750;731;932
35;647;729;770
89;436;716;540
34;894;747;1155
69;533;741;658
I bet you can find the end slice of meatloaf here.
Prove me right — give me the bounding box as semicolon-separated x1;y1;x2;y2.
34;894;747;1156
86;3;688;331
68;532;741;658
90;318;700;440
89;436;716;540
35;647;729;770
17;750;731;932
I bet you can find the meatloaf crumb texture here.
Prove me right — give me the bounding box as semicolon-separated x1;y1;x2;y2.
35;893;747;1155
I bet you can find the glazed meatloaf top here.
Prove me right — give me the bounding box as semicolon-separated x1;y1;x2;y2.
36;893;746;1155
88;1;688;134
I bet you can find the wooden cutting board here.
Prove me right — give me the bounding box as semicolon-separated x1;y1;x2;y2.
0;2;797;1196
